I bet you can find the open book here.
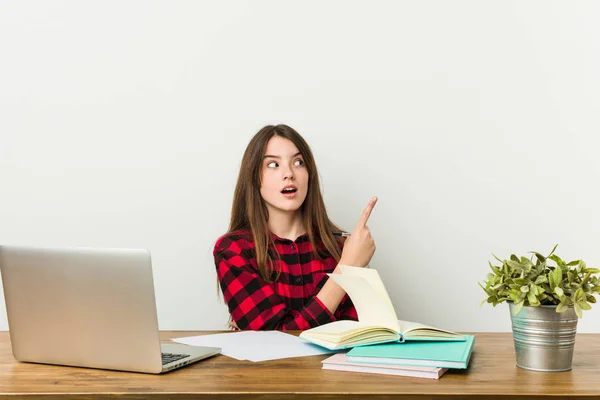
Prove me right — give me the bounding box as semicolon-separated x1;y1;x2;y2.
299;266;465;350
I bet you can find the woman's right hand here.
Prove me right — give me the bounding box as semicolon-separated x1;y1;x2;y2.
339;196;378;268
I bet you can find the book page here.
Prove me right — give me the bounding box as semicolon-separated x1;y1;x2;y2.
328;273;400;332
300;320;399;349
397;320;461;338
338;266;398;319
397;320;434;334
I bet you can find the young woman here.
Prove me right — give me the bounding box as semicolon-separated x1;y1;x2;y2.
214;124;377;330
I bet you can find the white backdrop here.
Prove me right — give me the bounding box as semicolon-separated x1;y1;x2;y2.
1;0;599;332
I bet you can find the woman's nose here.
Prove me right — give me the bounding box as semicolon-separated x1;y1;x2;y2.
282;166;294;180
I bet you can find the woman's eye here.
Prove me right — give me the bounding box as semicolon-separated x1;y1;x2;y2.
267;161;278;168
294;159;304;166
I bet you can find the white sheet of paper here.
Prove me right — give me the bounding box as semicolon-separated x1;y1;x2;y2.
172;331;334;362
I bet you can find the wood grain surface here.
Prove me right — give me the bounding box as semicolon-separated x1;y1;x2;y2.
0;331;598;399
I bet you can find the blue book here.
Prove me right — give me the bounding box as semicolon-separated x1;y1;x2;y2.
346;335;475;369
299;266;466;350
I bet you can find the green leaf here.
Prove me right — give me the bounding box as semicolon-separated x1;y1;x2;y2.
567;260;580;266
553;267;563;286
514;300;524;315
530;251;545;262
554;287;564;297
506;260;524;271
548;244;559;257
556;302;569;313
548;270;556;288
536;261;547;274
578;301;592;311
534;275;548;285
520;285;530;293
520;257;534;267
549;254;565;266
583;268;600;274
527;290;540;306
492;253;503;263
492;266;503;276
478;282;492;295
513;278;528;285
502;261;510;275
574;302;583;318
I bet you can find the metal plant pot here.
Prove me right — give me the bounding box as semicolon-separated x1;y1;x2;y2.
509;302;578;371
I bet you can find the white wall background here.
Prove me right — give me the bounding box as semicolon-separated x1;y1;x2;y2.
1;0;599;333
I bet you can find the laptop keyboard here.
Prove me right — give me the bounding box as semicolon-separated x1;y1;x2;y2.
161;352;189;365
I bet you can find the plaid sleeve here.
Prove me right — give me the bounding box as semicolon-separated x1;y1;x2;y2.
334;293;358;321
316;235;358;321
215;242;336;331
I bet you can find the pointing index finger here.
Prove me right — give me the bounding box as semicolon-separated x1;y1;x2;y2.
358;196;378;227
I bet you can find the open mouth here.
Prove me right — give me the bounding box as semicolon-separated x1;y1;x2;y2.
281;187;298;194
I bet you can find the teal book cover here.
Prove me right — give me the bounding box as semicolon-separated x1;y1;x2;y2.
346;334;475;369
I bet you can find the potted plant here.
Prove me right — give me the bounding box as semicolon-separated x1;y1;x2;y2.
480;245;600;371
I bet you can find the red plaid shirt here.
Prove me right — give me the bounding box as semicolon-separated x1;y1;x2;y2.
214;230;358;330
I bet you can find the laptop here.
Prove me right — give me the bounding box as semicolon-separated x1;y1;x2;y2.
0;245;221;374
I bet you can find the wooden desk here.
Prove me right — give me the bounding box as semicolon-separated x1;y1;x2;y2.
0;331;598;399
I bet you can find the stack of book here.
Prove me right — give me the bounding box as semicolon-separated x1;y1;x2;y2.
321;335;475;379
299;266;476;379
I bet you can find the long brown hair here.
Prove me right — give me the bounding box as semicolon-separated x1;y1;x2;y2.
229;124;342;281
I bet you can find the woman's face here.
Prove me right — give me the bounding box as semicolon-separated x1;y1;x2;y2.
260;136;309;217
